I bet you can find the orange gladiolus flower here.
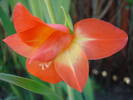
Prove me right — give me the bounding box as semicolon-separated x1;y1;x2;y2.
3;3;128;92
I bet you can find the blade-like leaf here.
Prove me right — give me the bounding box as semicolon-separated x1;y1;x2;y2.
28;0;45;20
0;0;9;15
37;0;71;24
83;78;95;100
0;73;60;100
61;6;73;32
73;91;83;100
0;6;15;35
127;0;133;5
51;0;71;24
8;0;29;10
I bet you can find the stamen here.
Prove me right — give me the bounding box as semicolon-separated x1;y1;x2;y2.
39;64;45;70
39;62;52;70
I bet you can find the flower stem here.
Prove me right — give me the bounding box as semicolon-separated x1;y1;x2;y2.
43;0;56;24
67;85;74;100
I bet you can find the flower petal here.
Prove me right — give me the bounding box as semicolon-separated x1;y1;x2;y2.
3;34;35;57
26;59;62;84
75;18;128;60
48;24;70;33
13;3;44;32
13;3;71;48
13;3;56;47
29;31;73;62
18;23;71;48
18;24;56;47
54;42;89;92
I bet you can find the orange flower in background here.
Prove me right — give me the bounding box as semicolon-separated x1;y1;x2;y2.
3;3;128;92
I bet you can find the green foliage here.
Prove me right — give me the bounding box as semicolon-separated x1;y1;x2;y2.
127;0;133;5
61;6;74;33
0;6;15;35
83;78;95;100
28;0;45;20
51;0;71;24
0;73;60;100
28;0;71;24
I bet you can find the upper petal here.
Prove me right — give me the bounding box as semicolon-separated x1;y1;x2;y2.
74;18;128;60
13;3;72;51
54;41;89;92
26;59;62;84
18;24;56;47
13;3;44;33
13;3;54;48
3;34;36;57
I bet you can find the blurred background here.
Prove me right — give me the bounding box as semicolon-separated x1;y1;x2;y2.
0;0;132;100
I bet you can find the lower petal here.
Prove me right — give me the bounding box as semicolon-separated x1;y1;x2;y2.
3;34;35;57
26;59;62;84
54;42;89;92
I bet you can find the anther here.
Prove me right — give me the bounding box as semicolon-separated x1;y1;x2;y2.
39;64;45;70
39;62;52;70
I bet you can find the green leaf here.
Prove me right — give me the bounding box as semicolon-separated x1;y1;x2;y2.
83;78;95;100
51;0;71;24
28;0;45;20
61;6;73;33
0;73;59;100
8;0;29;10
127;0;133;5
10;85;24;100
0;6;15;35
73;90;83;100
37;0;71;24
0;0;9;15
4;95;17;100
